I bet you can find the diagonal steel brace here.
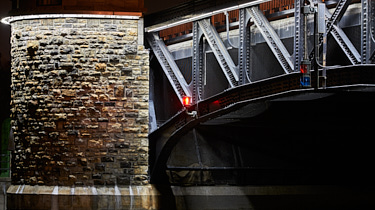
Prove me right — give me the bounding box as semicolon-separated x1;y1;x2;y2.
147;33;191;104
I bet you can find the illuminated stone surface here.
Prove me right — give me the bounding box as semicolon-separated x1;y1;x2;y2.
9;15;149;186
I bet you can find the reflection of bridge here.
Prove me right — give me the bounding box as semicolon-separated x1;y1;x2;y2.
146;0;375;201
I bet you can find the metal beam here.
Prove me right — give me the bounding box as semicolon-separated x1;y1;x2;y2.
145;0;272;32
310;0;354;62
361;0;372;63
247;7;294;74
192;21;204;103
325;0;361;65
327;0;352;31
198;18;239;88
147;32;191;104
331;25;361;64
320;1;361;64
238;8;252;84
294;0;305;73
371;0;375;63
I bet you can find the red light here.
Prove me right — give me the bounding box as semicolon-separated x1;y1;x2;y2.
183;96;192;107
300;64;308;74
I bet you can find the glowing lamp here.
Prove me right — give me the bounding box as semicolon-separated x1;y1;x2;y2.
182;96;192;107
300;64;308;74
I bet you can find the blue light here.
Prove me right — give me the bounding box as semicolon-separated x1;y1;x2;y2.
301;76;311;87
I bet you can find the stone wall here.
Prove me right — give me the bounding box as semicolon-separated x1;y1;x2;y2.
9;15;149;186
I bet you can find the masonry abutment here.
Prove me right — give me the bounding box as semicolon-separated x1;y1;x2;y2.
6;14;159;209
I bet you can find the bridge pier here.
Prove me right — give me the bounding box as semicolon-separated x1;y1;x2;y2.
4;13;157;209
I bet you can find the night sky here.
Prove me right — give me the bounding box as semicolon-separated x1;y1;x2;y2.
0;0;11;67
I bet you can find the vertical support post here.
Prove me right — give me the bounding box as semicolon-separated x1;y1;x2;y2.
315;3;326;89
314;6;319;89
322;29;327;89
294;0;305;73
238;8;251;84
192;21;203;103
321;3;328;89
371;0;375;63
300;1;315;88
362;0;371;64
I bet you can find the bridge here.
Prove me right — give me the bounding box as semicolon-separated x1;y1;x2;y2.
145;0;375;207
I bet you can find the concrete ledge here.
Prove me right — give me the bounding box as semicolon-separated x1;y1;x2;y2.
1;13;140;25
7;185;161;209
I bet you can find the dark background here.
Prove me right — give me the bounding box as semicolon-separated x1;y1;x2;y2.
0;0;11;129
0;0;11;66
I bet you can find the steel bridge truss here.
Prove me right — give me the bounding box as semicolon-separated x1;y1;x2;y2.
306;0;361;65
146;0;375;184
147;0;375;108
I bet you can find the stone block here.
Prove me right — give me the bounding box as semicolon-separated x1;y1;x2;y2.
95;63;107;71
117;176;130;185
95;163;105;171
101;156;114;162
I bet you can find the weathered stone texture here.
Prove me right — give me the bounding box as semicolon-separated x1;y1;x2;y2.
10;17;149;186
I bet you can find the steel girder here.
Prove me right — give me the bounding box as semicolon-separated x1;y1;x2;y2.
331;25;361;64
309;0;362;65
310;0;352;54
361;0;375;63
192;21;204;103
247;7;294;74
326;0;361;64
147;32;192;104
327;0;352;31
238;8;252;84
294;0;305;72
372;0;375;63
197;19;239;88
